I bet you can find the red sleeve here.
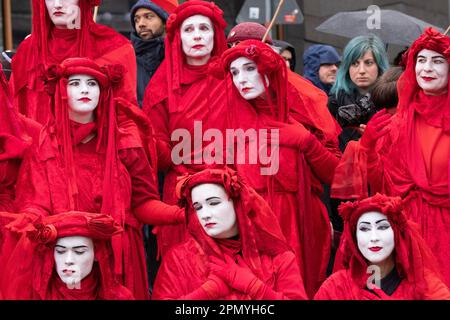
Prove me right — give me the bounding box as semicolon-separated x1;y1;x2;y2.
142;95;172;172
313;271;351;300
118;147;159;209
423;269;450;300
14;148;51;216
0;160;20;211
251;251;308;300
302;134;340;185
152;244;212;300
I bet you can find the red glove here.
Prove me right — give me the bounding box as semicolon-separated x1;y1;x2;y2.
264;119;313;151
133;200;185;226
208;255;263;296
359;110;393;150
0;134;29;161
181;273;231;300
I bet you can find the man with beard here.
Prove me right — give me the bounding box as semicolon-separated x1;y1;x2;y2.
130;0;169;107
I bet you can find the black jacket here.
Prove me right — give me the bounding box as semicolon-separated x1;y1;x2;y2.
131;33;165;107
328;90;377;151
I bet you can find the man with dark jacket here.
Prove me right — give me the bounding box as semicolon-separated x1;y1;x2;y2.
130;0;168;107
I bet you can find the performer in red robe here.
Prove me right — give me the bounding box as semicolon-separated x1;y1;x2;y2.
331;28;450;287
1;211;134;300
10;0;137;125
0;63;41;212
315;194;450;300
210;40;340;297
142;0;228;257
152;167;307;300
13;58;184;299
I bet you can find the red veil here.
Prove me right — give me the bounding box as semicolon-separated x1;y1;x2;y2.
11;0;136;123
1;211;133;300
176;166;292;275
334;194;445;299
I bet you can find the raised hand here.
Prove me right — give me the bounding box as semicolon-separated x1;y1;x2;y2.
359;109;393;150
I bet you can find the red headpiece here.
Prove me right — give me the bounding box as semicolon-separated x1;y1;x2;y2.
334;193;443;298
2;211;132;300
210;39;289;122
176;166;291;278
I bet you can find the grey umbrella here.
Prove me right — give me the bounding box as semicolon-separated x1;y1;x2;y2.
316;9;444;46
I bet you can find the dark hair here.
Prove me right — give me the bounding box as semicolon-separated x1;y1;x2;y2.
371;66;403;110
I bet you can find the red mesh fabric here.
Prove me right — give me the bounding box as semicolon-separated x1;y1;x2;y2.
334;194;444;299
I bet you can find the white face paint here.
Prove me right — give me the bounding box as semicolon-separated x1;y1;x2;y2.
180;15;214;65
191;183;239;239
67;74;100;124
415;49;449;96
45;0;80;29
356;211;395;265
54;236;95;286
230;56;267;100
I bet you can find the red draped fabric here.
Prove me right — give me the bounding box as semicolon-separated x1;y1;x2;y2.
314;269;450;300
316;194;450;300
331;28;450;287
0;211;134;300
10;0;137;124
210;40;339;298
152;167;307;300
142;1;228;257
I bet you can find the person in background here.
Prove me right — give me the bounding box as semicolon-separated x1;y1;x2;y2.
130;0;173;107
273;40;297;72
328;34;389;152
226;22;273;47
303;44;341;95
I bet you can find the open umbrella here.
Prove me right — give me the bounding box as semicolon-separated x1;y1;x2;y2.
316;9;443;46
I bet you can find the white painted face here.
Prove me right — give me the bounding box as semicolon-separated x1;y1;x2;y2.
356;211;395;265
415;49;449;96
230;56;267;100
67;74;100;123
54;236;95;286
180;15;214;60
45;0;80;29
191;183;239;239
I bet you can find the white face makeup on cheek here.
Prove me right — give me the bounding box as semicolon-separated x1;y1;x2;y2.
67;74;100;124
230;57;267;100
356;211;395;265
54;236;95;286
191;183;239;239
45;0;80;29
180;15;214;62
415;49;449;96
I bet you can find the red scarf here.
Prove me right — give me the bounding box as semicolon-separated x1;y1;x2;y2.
47;267;99;300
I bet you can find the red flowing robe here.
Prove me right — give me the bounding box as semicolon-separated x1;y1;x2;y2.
143;61;229;256
152;237;307;300
14;122;158;300
11;24;137;125
332;93;450;287
314;269;450;300
230;94;338;298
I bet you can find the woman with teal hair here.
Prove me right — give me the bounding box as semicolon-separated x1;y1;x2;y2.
328;34;389;151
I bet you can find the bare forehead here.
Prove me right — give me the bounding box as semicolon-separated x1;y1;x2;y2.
181;15;212;27
230;56;256;69
191;183;227;201
56;236;93;247
417;48;445;58
357;211;388;224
